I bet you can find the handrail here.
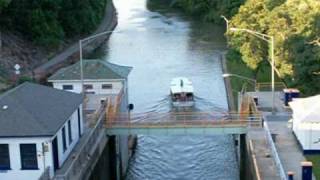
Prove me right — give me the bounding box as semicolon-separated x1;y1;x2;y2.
264;121;287;180
105;119;262;129
256;82;286;91
54;109;106;180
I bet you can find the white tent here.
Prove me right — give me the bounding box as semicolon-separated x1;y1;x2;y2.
289;95;320;153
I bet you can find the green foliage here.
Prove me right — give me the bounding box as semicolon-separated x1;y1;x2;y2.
170;0;245;23
227;0;320;95
0;0;10;12
306;155;320;179
0;0;107;47
18;76;34;84
59;0;107;37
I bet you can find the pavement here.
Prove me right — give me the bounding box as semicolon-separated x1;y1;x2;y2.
222;55;281;179
247;129;281;180
248;91;316;180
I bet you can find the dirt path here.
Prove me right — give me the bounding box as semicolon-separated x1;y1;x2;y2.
33;0;117;81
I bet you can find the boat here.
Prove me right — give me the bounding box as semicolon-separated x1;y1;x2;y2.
170;77;195;107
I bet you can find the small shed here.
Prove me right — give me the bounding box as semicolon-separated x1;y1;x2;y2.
289;95;320;154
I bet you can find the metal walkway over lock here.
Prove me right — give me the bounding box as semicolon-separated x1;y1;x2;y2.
104;112;262;135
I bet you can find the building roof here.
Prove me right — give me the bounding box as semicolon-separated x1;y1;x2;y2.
0;82;83;137
289;95;320;123
48;60;132;81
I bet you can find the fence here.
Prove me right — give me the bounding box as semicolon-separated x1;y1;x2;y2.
264;121;287;180
54;109;106;180
256;82;287;91
105;112;263;129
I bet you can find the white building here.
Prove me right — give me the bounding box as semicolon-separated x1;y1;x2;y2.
48;59;132;111
289;95;320;154
48;59;132;95
0;82;84;180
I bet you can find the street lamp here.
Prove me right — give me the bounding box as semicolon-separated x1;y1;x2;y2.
222;73;257;88
79;30;122;94
220;15;229;31
229;27;276;114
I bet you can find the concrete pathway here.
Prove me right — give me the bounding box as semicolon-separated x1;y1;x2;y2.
266;115;316;179
248;91;316;179
248;129;280;180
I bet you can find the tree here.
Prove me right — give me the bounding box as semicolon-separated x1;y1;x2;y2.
170;0;245;23
0;0;10;12
0;0;107;48
0;0;11;51
227;0;320;95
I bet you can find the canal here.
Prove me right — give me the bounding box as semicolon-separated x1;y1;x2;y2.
100;0;239;179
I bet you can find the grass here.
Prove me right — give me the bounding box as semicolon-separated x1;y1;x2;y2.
225;49;282;109
226;54;255;108
306;155;320;179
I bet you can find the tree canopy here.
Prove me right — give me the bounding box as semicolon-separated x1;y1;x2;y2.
164;0;320;95
227;0;320;95
171;0;245;23
0;0;107;48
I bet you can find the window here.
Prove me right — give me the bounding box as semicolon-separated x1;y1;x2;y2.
0;144;10;170
68;120;73;145
62;85;73;90
77;108;82;137
62;126;67;152
20;144;38;170
84;84;93;90
102;84;112;89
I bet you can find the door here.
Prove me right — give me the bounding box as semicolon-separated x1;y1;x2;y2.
52;137;59;171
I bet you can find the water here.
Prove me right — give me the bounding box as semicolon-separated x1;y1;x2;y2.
100;0;239;179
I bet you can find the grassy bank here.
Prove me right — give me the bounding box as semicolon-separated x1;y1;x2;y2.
306;155;320;179
225;49;282;108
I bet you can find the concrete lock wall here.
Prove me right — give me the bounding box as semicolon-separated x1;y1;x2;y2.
237;134;259;180
88;135;132;180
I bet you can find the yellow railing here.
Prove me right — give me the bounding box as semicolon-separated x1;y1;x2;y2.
105;119;262;129
255;82;286;91
104;112;262;129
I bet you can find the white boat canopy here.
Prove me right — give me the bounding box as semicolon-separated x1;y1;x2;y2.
170;77;194;94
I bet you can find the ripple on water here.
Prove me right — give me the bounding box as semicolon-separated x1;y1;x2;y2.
126;135;239;180
107;0;237;179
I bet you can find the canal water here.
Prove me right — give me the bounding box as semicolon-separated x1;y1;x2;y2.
100;0;239;179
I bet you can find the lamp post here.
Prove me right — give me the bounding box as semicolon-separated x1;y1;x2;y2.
229;27;276;114
79;30;121;94
220;15;229;31
222;73;257;89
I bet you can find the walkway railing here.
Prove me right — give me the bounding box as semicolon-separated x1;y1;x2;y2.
106;119;262;128
256;82;286;91
264;120;287;180
105;112;263;135
54;109;106;180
